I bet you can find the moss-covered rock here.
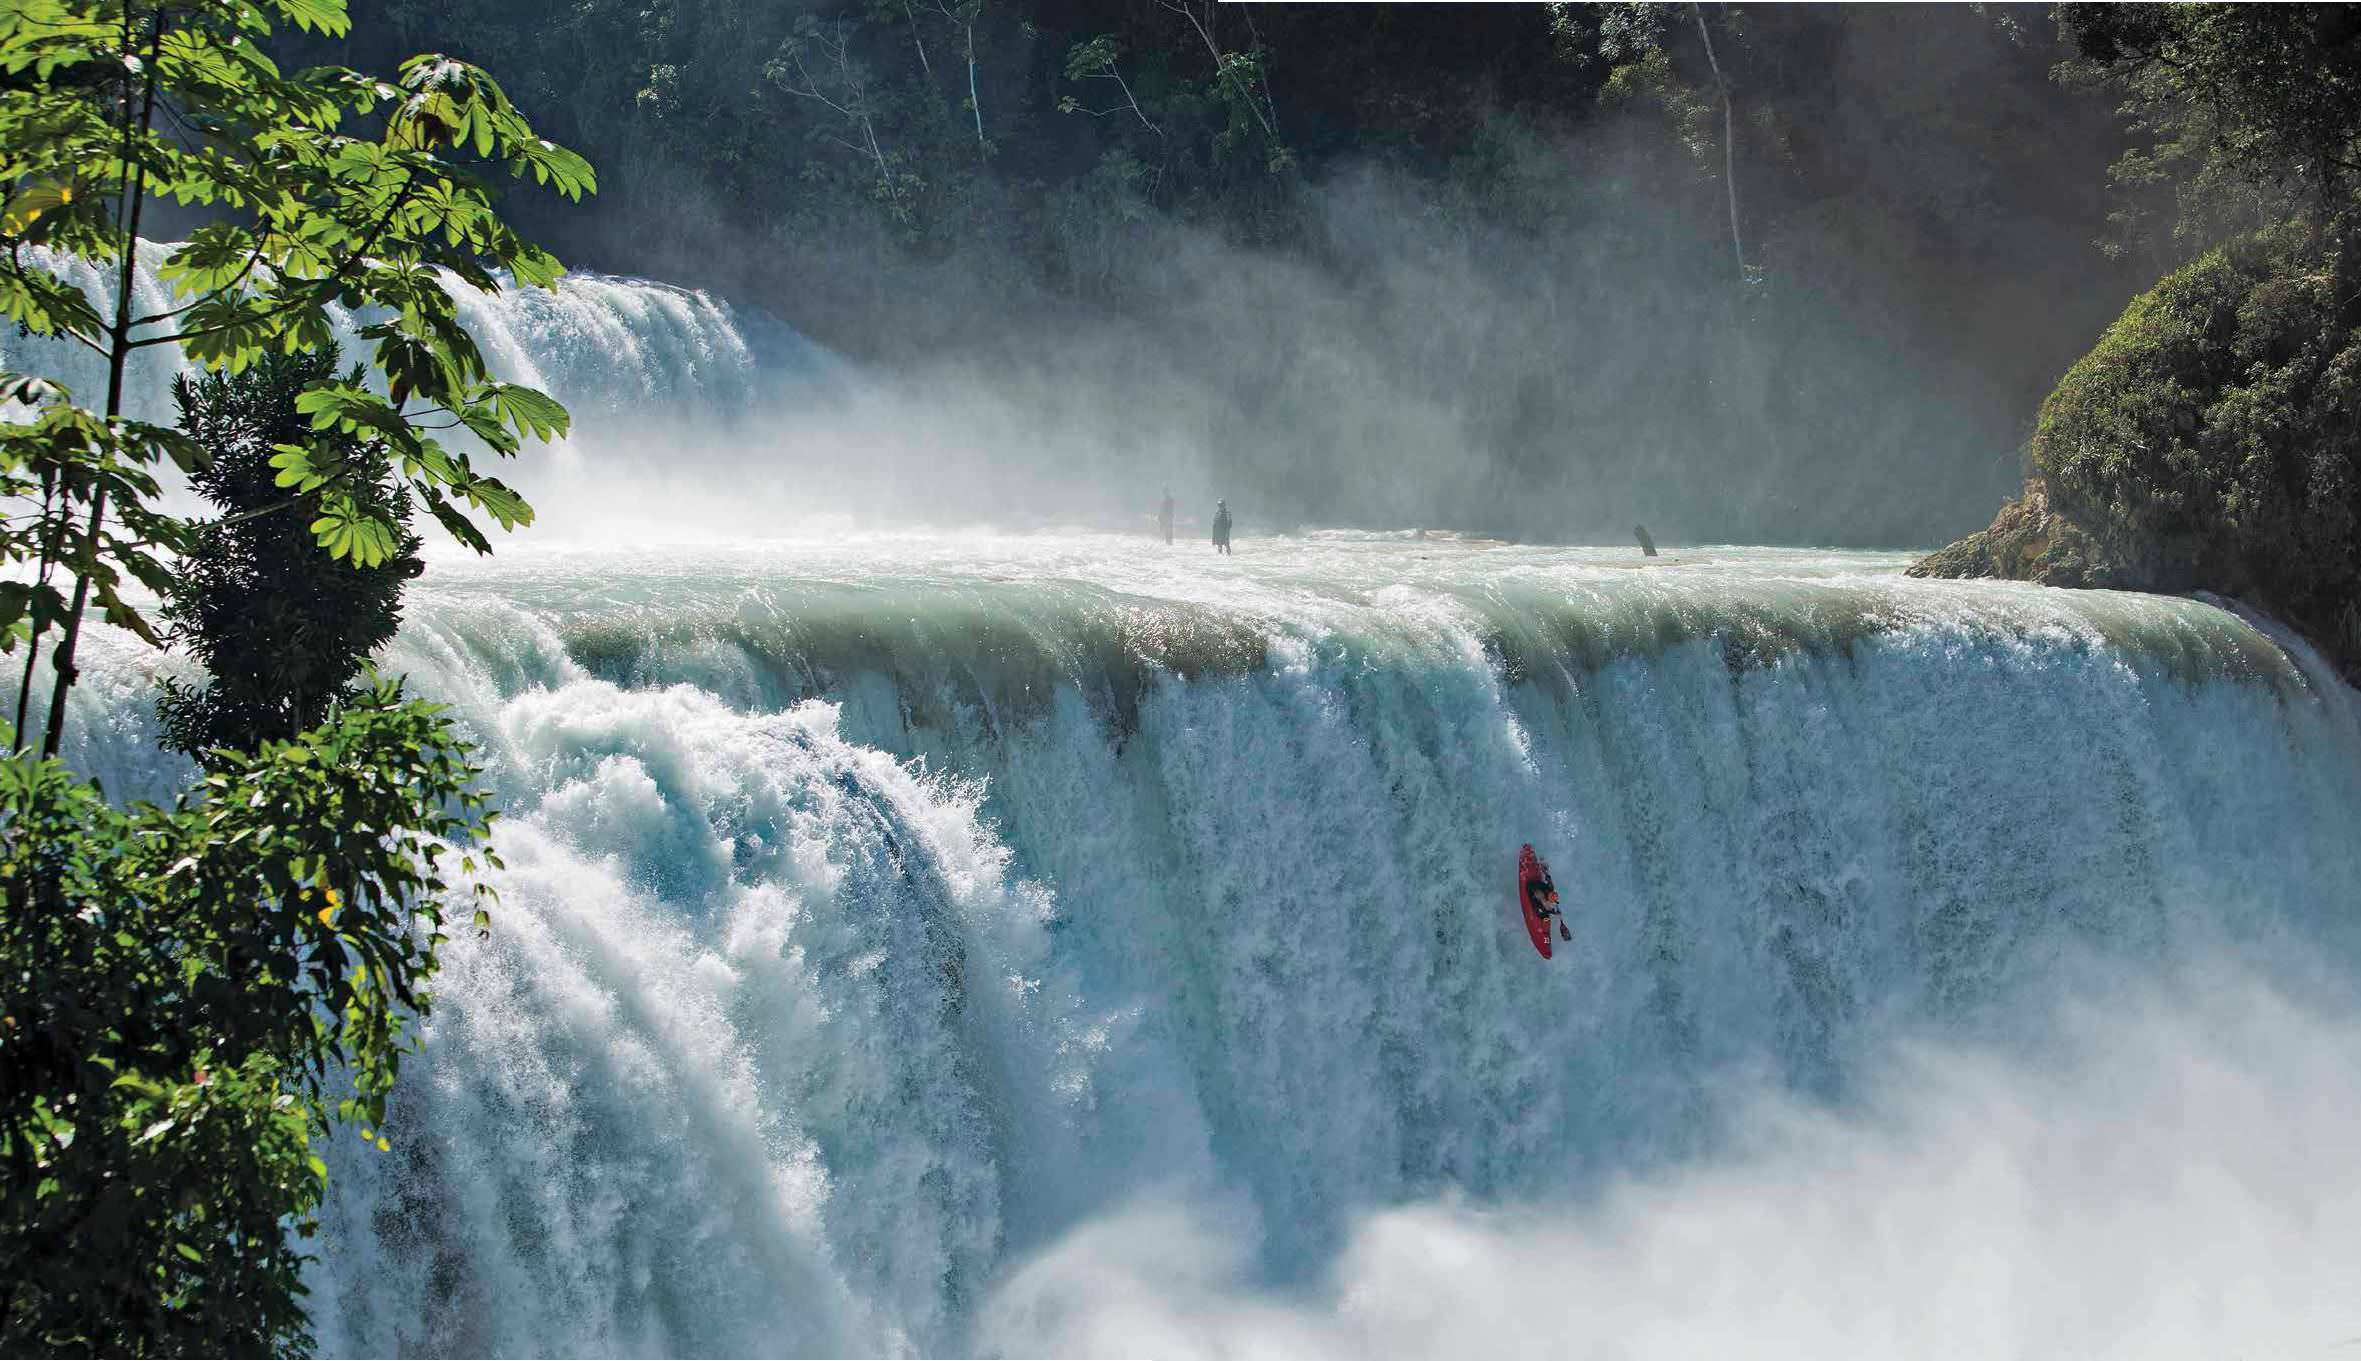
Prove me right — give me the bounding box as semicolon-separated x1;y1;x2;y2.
1915;222;2361;681
1905;478;2116;587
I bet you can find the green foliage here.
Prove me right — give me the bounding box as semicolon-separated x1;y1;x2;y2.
0;0;589;570
354;0;1391;276
1597;39;1716;166
0;0;591;757
2029;221;2361;673
0;3;575;1351
1913;7;2361;677
0;394;191;657
1040;149;1155;300
159;345;424;762
2061;4;2361;252
0;685;501;1355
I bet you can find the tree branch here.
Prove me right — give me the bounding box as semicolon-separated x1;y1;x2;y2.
124;175;421;352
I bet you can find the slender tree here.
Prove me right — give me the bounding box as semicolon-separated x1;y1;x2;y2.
0;0;592;758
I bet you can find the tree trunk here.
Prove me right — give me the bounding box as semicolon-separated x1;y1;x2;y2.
41;12;158;759
966;27;983;144
1693;3;1745;281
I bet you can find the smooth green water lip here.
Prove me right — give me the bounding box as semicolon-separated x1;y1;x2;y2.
386;536;2329;722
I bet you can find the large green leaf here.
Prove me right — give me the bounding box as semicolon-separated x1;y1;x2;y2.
308;496;399;566
458;473;532;530
268;442;334;494
417;485;491;554
476;382;569;444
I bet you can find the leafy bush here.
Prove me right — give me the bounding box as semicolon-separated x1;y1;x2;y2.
0;1;590;1349
0;687;500;1355
159;347;424;762
2028;221;2361;671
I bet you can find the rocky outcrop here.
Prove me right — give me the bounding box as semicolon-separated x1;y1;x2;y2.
1912;222;2361;684
1906;479;2117;588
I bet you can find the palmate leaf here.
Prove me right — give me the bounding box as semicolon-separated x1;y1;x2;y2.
504;241;565;289
418;485;492;555
94;578;164;648
269;442;334;494
1064;34;1121;82
451;401;519;455
2;178;79;235
263;0;351;37
157;224;260;296
0;266;103;340
89;458;166;506
388;89;463;151
280;306;337;358
327;137;386;180
475;382;569;444
308;495;399;566
0;580;72;651
510;140;597;200
104;540;180;597
362;322;459;406
23;398;107;446
0;372;69;406
175;294;281;372
294;385;407;442
409;304;489;392
122;422;211;474
457;472;531;530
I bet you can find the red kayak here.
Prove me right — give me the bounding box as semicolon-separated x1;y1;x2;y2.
1516;844;1553;959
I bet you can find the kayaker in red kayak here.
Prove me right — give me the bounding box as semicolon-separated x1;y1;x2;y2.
1520;845;1570;945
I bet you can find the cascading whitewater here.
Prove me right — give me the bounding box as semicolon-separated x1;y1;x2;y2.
0;241;851;535
62;536;2361;1357
0;243;837;428
31;255;2361;1356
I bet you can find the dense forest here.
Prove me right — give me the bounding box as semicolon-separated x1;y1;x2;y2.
292;3;2152;546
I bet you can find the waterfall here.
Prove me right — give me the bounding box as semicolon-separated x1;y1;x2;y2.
31;248;2361;1356
0;243;839;425
61;535;2361;1356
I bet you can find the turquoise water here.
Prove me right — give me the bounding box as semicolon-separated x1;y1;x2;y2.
62;533;2361;1357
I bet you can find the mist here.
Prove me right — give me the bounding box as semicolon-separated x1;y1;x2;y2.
263;3;2145;549
981;973;2361;1359
5;7;2149;549
518;119;2125;548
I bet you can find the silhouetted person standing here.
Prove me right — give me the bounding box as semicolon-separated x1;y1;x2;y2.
1211;499;1233;555
1159;487;1174;544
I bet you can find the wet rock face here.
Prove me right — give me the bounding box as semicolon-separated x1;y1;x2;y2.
1908;480;2116;589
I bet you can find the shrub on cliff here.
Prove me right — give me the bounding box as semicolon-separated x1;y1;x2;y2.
2027;222;2361;670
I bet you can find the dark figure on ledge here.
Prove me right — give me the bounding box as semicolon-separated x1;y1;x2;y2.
1212;499;1233;555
